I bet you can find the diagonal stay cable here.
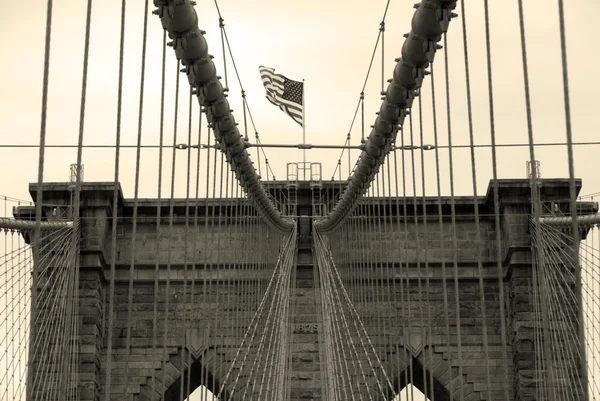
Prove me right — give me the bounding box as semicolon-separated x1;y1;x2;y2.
216;228;295;397
315;228;395;395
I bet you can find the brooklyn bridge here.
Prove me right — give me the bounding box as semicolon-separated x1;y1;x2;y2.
0;0;599;400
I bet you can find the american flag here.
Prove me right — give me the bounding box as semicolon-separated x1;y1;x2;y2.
258;66;303;127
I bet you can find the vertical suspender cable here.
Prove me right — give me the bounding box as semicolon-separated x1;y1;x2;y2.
186;107;202;397
517;0;555;394
207;135;218;394
104;0;127;397
418;94;435;401
214;151;224;394
241;180;250;395
161;60;181;401
385;159;396;398
429;64;455;401
179;88;194;401
228;160;237;394
201;128;212;398
231;164;240;398
458;2;493;398
383;158;392;399
408;111;427;400
443;32;466;401
367;181;375;393
482;1;511;399
63;0;93;395
392;149;404;398
30;1;53;399
151;30;167;401
374;167;382;390
124;0;149;393
557;0;588;395
399;132;414;401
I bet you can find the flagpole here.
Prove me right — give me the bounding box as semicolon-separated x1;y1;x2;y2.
302;78;306;180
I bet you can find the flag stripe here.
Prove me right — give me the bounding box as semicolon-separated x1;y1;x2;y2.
261;76;284;90
266;95;302;122
259;65;303;127
267;93;302;113
259;68;285;88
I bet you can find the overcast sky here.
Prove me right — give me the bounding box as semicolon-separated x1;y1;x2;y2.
1;0;599;202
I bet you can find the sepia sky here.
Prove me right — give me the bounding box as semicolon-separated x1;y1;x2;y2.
0;2;599;400
0;0;599;201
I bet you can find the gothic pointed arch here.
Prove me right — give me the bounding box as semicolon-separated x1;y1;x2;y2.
163;357;228;401
394;356;454;401
385;344;489;401
131;346;229;401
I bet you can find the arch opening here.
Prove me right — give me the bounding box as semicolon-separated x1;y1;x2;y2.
392;357;454;401
185;385;217;401
163;358;228;401
395;384;432;401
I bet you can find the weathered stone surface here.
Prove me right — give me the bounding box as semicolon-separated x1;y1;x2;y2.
21;179;591;401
